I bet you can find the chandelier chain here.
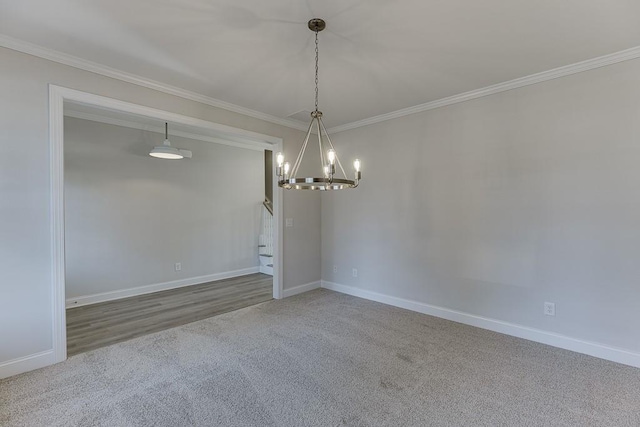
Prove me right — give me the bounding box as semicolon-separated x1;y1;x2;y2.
314;30;319;112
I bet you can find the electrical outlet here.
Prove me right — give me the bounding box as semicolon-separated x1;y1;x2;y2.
333;265;338;273
175;262;182;272
285;218;294;228
352;268;358;278
544;302;555;316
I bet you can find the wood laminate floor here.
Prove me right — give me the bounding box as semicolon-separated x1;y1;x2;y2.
66;273;273;356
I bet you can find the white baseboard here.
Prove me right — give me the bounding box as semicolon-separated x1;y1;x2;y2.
66;267;260;308
283;280;321;298
259;265;273;276
0;350;57;380
321;281;640;369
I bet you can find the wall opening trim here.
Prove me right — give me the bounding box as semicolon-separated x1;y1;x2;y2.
49;84;284;365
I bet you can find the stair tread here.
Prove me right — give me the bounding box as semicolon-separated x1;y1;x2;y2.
266;264;273;267
258;245;266;247
259;254;273;257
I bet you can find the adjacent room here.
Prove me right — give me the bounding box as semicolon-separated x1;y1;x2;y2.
1;1;640;426
63;105;276;356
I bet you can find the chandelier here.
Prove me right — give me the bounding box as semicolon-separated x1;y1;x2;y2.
276;18;361;190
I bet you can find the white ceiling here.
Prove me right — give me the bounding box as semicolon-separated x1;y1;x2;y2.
2;0;640;128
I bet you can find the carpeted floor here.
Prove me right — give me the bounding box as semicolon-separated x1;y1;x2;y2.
2;289;639;427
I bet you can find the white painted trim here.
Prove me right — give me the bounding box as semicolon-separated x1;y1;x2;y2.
321;281;640;369
66;267;260;308
3;34;639;136
0;34;307;131
283;281;321;298
272;142;284;300
65;110;269;152
49;85;284;376
55;86;282;146
327;45;640;134
50;85;67;364
0;350;57;380
259;265;274;275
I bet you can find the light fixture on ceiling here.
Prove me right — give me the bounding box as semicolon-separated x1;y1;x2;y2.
149;122;192;160
276;18;361;190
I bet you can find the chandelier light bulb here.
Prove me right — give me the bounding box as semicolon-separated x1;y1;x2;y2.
327;149;336;165
353;159;361;172
283;162;290;176
323;165;329;177
276;152;284;167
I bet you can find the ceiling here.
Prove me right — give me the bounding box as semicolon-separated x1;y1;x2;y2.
2;0;640;128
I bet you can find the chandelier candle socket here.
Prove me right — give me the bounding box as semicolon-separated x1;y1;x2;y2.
277;18;361;191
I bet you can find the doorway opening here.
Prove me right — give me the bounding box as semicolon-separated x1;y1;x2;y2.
50;85;283;361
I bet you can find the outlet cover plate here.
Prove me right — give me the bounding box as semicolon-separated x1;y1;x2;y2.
544;302;555;316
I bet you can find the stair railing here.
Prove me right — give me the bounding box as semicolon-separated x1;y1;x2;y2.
262;196;273;216
259;199;274;261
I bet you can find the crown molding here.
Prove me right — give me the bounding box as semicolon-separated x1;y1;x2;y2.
327;45;640;134
3;33;639;136
65;110;270;151
0;33;308;132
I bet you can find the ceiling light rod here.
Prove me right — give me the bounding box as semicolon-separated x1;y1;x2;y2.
276;18;361;190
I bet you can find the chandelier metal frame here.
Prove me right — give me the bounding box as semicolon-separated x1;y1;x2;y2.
276;18;361;191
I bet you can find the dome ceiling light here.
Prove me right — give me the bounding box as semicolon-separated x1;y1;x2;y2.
149;122;192;160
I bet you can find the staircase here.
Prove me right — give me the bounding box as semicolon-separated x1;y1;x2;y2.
259;198;274;276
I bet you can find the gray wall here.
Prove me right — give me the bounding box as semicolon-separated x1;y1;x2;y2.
0;46;320;364
64;117;263;299
322;58;640;353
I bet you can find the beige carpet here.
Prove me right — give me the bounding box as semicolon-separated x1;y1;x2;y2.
2;289;639;426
